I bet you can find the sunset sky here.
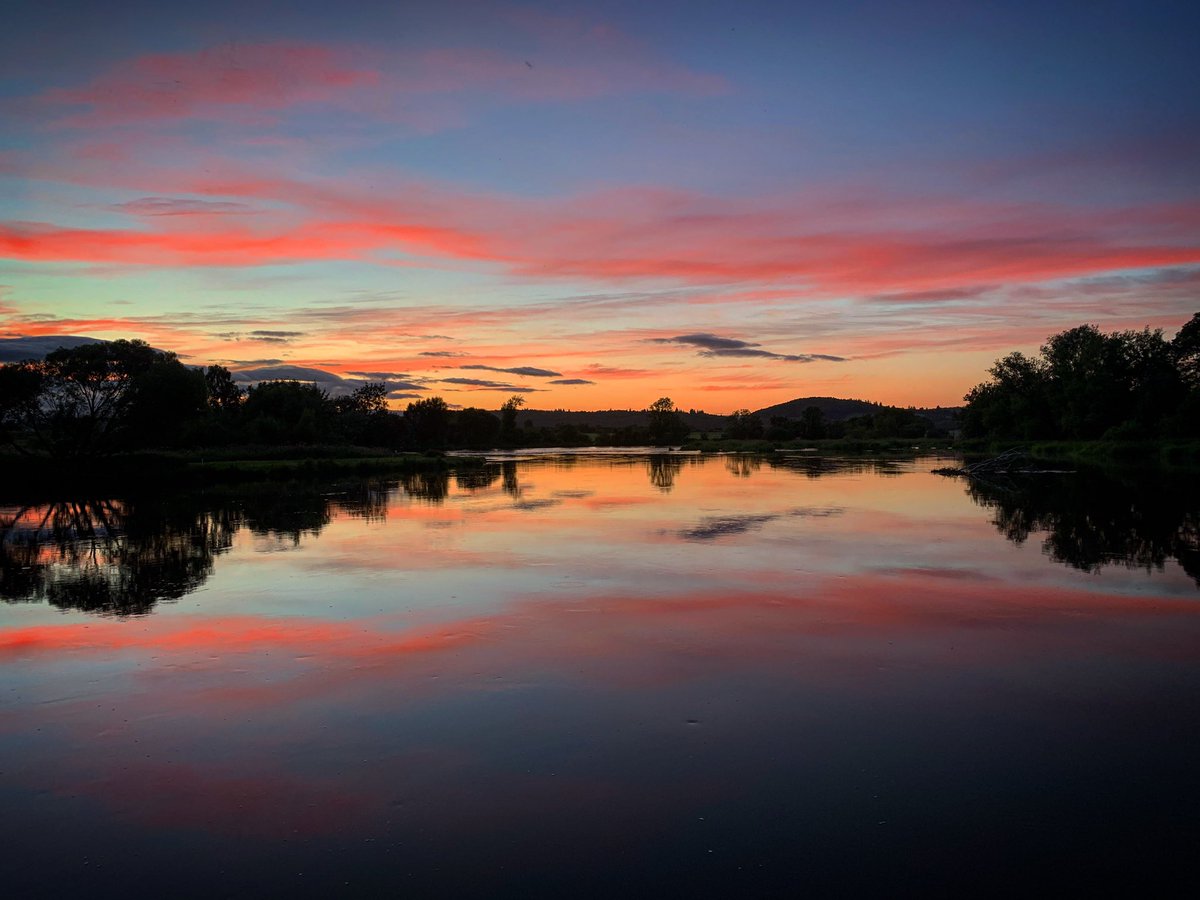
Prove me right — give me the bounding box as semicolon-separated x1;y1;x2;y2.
2;0;1198;411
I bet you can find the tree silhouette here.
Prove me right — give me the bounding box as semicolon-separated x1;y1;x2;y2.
1173;312;1200;388
962;315;1195;440
647;397;687;446
799;406;826;439
500;395;525;445
404;396;451;449
243;380;330;444
455;407;501;448
0;339;205;456
204;365;244;411
725;409;764;439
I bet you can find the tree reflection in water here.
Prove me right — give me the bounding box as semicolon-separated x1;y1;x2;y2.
725;455;762;478
965;469;1200;585
501;461;522;499
646;454;685;492
455;465;501;493
5;459;1196;618
0;499;236;616
400;469;450;503
766;455;907;480
0;478;415;616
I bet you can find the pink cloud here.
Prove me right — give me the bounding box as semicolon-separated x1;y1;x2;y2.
5;173;1199;300
42;42;379;127
33;32;726;131
0;217;491;266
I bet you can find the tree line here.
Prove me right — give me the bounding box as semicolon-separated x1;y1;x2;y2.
961;313;1200;441
0;343;705;456
0;338;960;459
0;341;405;456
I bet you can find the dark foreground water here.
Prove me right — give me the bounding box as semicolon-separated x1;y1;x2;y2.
2;452;1198;897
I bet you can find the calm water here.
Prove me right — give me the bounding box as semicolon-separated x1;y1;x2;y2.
2;452;1198;897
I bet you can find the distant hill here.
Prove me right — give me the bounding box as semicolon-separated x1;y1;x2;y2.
752;396;885;421
753;396;961;430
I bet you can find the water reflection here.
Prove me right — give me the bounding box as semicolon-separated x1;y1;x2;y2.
646;454;684;492
2;453;1198;896
400;468;450;503
677;506;843;541
1;479;400;615
0;499;235;616
964;469;1200;586
3;456;1197;620
502;460;522;498
455;465;501;492
725;455;762;478
767;453;909;479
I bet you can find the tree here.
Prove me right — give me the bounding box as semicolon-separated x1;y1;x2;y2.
1040;325;1122;438
331;381;400;447
0;339;199;456
405;396;451;449
455;407;501;448
725;408;763;439
336;382;388;416
500;395;524;444
962;315;1197;441
243;381;331;444
123;356;208;448
647;397;687;446
205;365;244;411
799;406;826;439
1172;312;1200;388
1116;327;1183;429
0;362;45;452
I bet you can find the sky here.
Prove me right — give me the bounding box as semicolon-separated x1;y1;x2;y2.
1;0;1198;412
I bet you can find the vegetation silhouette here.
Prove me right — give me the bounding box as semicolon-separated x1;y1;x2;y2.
962;313;1200;441
0;339;203;456
647;397;689;446
4;316;1197;460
